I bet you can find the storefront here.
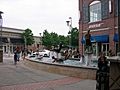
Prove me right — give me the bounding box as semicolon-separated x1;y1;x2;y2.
79;0;118;56
1;27;42;54
81;34;109;56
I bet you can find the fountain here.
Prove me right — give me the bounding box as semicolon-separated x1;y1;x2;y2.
24;30;98;79
25;52;97;79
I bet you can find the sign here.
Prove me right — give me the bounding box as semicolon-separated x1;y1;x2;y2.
88;23;103;29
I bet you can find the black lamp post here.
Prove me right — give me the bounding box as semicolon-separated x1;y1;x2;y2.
0;11;3;62
39;33;42;49
66;17;72;48
118;0;120;55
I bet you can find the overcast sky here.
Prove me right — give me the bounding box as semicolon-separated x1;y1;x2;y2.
0;0;79;36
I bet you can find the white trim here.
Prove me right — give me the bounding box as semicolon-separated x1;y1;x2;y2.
109;0;112;13
90;1;100;6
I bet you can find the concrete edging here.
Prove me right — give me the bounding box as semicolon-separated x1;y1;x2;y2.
24;58;97;80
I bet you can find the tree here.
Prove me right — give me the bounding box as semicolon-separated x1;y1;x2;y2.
42;30;52;48
42;30;69;49
59;35;69;46
69;27;79;48
22;28;35;47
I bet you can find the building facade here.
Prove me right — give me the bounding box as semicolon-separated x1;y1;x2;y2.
79;0;119;56
1;27;41;54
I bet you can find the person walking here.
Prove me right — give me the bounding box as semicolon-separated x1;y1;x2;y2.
14;52;18;65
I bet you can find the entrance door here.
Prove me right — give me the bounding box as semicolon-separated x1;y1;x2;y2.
94;43;109;56
102;43;109;56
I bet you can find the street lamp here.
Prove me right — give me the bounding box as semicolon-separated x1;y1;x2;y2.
66;17;72;48
39;33;42;50
0;11;3;62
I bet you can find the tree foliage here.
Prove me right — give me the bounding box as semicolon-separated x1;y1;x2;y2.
70;27;79;47
22;28;35;46
42;30;69;48
42;27;79;49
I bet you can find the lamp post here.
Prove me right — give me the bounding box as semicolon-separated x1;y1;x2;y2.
66;17;72;48
23;36;27;56
39;33;42;50
24;36;27;50
118;0;120;55
0;11;3;62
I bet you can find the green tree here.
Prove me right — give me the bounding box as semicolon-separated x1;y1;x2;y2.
69;27;79;47
50;32;59;46
42;30;52;48
59;35;69;46
42;30;69;49
22;28;35;47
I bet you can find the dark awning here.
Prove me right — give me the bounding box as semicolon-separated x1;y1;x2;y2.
81;35;109;44
113;33;118;42
2;37;8;43
10;38;24;44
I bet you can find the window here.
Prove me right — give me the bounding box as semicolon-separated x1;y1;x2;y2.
89;1;101;22
109;0;112;13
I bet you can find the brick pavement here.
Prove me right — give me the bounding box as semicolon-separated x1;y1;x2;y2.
0;77;81;90
0;54;96;90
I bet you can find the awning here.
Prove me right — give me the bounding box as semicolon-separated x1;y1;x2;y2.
113;33;118;42
2;37;8;43
10;38;24;44
81;35;109;44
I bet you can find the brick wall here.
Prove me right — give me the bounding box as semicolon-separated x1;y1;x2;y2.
79;0;117;55
24;59;97;80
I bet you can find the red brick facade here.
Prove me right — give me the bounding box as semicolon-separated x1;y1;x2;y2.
79;0;118;56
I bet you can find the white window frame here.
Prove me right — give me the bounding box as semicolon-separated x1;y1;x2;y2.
89;1;101;22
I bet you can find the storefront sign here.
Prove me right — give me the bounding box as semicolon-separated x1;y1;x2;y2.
88;23;103;29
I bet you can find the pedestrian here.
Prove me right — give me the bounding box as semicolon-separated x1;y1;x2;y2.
16;50;21;61
23;51;26;60
96;53;109;90
85;30;92;53
64;49;69;60
98;52;109;72
14;52;18;65
52;56;64;63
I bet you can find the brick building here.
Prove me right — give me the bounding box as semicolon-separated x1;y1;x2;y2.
79;0;119;56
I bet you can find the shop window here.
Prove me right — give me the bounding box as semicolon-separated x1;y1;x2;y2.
92;43;97;56
89;1;101;22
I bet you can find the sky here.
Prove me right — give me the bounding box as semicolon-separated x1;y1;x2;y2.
0;0;79;36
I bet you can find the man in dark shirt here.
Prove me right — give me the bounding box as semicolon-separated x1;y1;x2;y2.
85;30;92;53
85;30;91;46
98;52;109;72
96;52;109;90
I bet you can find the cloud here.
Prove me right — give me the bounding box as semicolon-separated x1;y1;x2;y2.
0;0;78;36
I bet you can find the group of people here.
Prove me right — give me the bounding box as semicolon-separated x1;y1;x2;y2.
63;48;80;60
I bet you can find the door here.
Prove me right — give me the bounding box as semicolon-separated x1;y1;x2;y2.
102;43;109;56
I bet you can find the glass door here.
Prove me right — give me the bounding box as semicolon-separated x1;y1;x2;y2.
102;43;109;56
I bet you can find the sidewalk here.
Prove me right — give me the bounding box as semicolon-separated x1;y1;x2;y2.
0;54;96;90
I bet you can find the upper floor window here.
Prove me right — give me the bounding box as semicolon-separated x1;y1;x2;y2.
89;1;101;22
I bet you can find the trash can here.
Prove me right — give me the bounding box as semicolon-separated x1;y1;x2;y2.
0;49;3;62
